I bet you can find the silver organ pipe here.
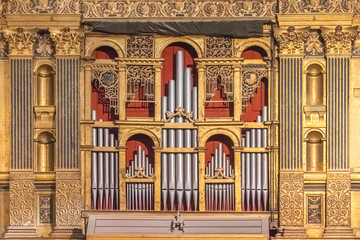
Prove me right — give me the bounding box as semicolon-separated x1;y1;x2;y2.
91;111;119;210
241;107;269;211
205;144;235;211
161;51;198;211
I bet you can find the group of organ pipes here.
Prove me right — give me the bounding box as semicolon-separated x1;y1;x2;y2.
90;51;269;212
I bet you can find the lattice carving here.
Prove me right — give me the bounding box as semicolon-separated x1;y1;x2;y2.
35;32;54;57
279;172;304;226
326;173;351;226
92;63;119;115
242;64;267;108
127;66;155;102
206;66;233;101
205;37;232;58
322;26;356;55
127;36;153;58
81;0;277;18
39;196;53;224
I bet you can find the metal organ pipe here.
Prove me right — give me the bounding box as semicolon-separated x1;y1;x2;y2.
241;107;269;211
162;51;198;211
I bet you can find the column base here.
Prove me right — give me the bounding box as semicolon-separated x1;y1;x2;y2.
5;226;37;238
323;227;354;238
275;227;307;238
51;227;84;239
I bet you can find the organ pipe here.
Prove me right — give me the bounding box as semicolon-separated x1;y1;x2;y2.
161;51;198;211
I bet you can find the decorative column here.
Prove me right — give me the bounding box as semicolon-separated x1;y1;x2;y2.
5;28;37;237
275;26;308;238
50;28;84;237
321;26;355;238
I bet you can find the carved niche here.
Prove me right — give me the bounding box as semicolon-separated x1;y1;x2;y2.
6;28;35;56
51;28;83;56
321;26;356;55
279;172;304;226
274;26;309;55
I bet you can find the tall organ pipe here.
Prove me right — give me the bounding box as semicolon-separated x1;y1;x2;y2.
91;152;97;209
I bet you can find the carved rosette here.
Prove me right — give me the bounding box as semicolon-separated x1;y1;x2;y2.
55;172;82;227
51;28;83;56
326;173;351;227
9;173;35;227
279;172;304;226
6;28;35;56
274;26;309;55
321;26;356;55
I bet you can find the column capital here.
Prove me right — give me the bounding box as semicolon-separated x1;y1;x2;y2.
321;26;357;55
274;26;309;55
50;27;83;56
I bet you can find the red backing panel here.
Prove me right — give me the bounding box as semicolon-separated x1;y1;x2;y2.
92;46;118;59
126;87;155;117
126;134;154;167
161;43;198;97
205;88;234;117
241;46;267;60
241;80;268;122
205;135;234;167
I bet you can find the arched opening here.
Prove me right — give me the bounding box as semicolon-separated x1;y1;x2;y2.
36;65;54;106
205;134;234;211
126;134;155;210
306;64;323;106
241;46;268;60
92;46;119;59
306;131;324;172
36;131;55;172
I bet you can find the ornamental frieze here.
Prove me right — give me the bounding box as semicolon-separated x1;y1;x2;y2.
5;28;35;56
274;26;309;55
80;0;277;18
5;0;79;14
50;28;83;56
279;0;353;13
321;26;357;55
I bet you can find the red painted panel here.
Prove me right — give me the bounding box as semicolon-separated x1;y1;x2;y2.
126;134;154;168
205;88;234;117
92;46;118;59
161;43;198;97
205;135;234;167
126;86;155;117
241;80;268;122
241;46;267;60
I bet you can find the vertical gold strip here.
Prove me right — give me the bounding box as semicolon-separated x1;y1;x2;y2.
198;147;205;211
119;146;126;211
233;64;241;121
118;64;126;120
234;147;241;212
154;65;162;121
154;148;161;211
197;65;205;121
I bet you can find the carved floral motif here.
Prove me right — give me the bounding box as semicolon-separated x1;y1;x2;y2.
0;32;8;57
6;0;79;14
35;32;54;57
51;28;83;55
81;0;277;18
326;173;351;226
322;26;356;55
280;0;352;13
6;28;35;56
205;37;232;58
353;32;360;56
242;64;267;108
279;172;304;226
127;36;153;58
274;26;309;55
9;178;35;226
39;196;53;224
304;31;324;56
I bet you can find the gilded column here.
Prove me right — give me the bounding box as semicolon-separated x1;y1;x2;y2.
50;28;84;237
196;64;205;121
5;28;37;237
321;26;355;238
275;26;307;237
233;63;242;121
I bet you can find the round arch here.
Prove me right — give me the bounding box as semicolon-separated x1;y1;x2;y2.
34;129;56;141
199;128;240;148
236;41;271;58
85;39;125;58
155;37;203;58
119;129;160;147
34;61;56;73
304;128;326;139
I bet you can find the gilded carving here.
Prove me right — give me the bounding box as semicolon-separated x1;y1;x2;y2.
35;32;54;57
6;0;79;14
5;28;35;56
242;64;267;108
0;32;8;57
81;0;277;18
326;173;351;226
55;173;82;226
353;32;360;56
280;0;352;13
9;175;35;226
321;26;356;55
274;26;309;55
126;36;153;58
304;31;324;56
39;196;53;224
205;37;232;58
279;172;304;226
51;28;83;56
206;65;233;101
127;66;155;102
308;195;322;224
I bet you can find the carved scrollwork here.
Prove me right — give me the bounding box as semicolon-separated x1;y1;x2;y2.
166;106;194;123
0;32;8;57
308;195;322;224
127;36;154;58
5;28;35;56
92;63;119;115
127;66;155;102
280;0;352;14
274;26;309;55
39;196;53;224
35;32;54;57
326;173;351;226
81;0;277;19
5;0;79;14
9;177;35;226
51;28;83;55
125;167;155;179
279;172;304;226
205;37;232;58
242;64;267;108
304;31;324;56
206;65;233;101
205;167;234;179
322;26;356;55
